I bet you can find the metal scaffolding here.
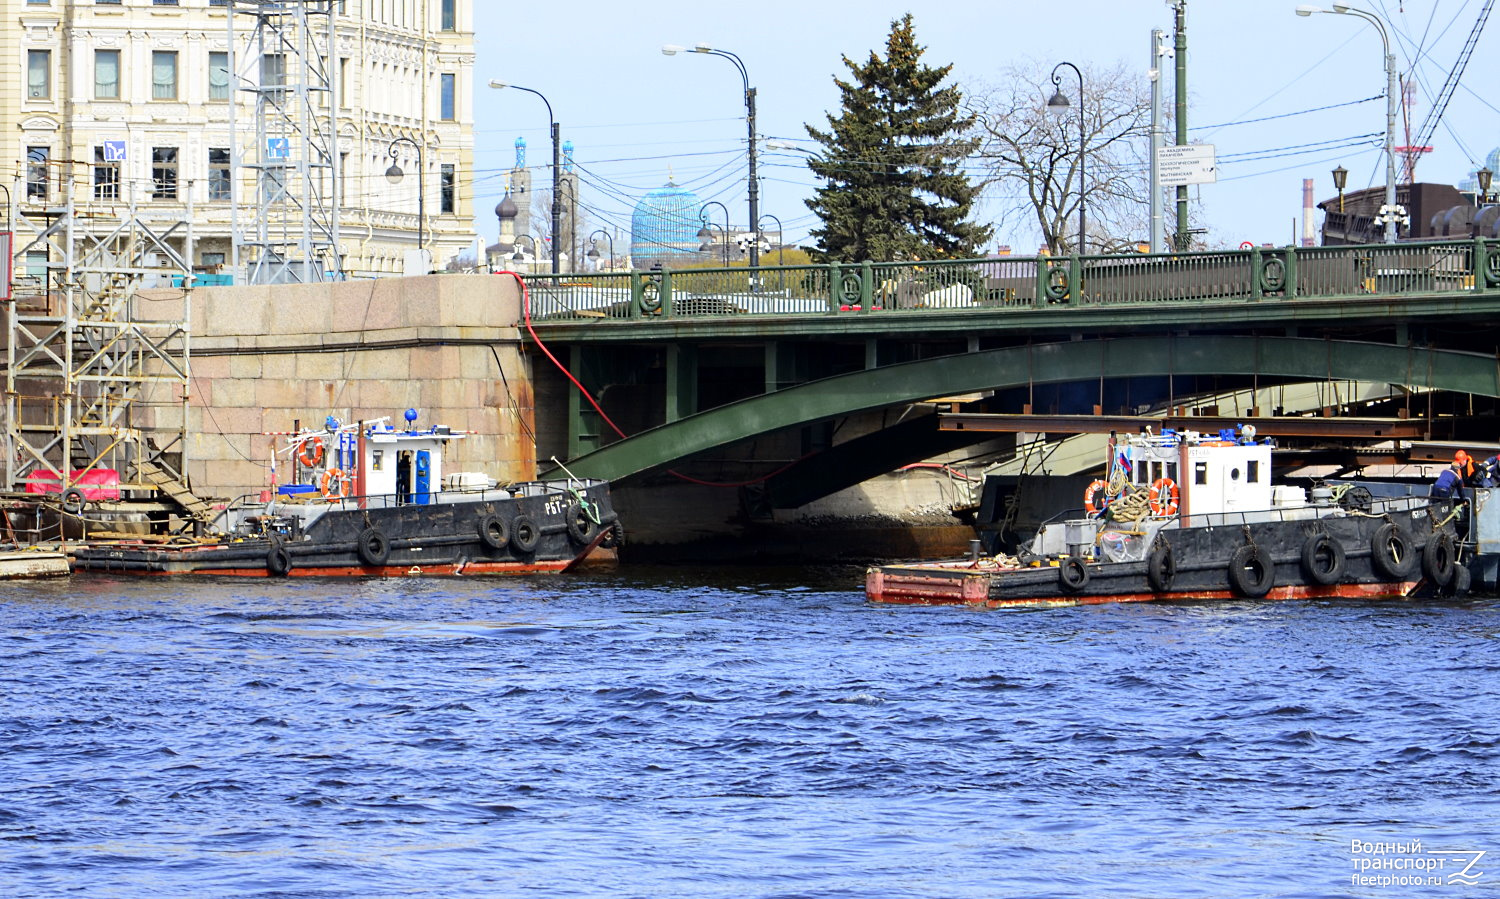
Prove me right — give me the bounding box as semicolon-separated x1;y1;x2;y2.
4;162;193;504
230;0;342;284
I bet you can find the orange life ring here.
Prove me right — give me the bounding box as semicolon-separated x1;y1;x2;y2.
1149;477;1180;516
1083;479;1109;514
298;437;325;468
319;467;350;501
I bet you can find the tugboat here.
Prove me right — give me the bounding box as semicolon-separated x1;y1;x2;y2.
866;427;1463;608
72;410;619;577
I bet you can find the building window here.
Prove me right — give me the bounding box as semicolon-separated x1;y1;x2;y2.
261;53;285;93
152;147;178;199
440;164;455;214
27;50;50;100
209;51;230;101
94;147;120;200
152;51;178;100
209;148;231;201
94;49;121;100
26;147;50;201
440;73;455;121
440;0;455;30
153;0;180;5
96;0;123;5
339;57;349;108
200;252;226;268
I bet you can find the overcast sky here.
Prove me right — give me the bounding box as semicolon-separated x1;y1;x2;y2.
469;1;1500;255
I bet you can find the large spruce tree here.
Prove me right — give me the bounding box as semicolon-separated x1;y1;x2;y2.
804;14;991;263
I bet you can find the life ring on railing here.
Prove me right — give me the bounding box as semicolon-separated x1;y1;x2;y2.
319;467;350;501
1083;479;1109;514
1148;477;1180;516
298;437;325;468
1485;248;1500;286
1239;241;1255;250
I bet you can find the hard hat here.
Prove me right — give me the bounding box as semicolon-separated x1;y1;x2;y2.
1455;450;1470;463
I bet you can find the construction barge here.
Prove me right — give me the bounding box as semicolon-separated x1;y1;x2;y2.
867;427;1465;609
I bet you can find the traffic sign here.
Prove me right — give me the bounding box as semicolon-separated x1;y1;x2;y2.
102;140;126;162
1158;144;1217;186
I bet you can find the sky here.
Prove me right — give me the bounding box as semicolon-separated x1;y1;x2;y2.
468;0;1500;257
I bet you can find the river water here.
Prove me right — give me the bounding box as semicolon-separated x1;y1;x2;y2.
1;567;1496;897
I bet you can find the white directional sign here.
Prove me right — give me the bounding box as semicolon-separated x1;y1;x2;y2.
1157;144;1217;186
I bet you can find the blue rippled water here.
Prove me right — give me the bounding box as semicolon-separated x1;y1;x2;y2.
1;568;1497;897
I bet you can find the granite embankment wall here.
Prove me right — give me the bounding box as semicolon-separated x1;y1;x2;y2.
143;274;535;503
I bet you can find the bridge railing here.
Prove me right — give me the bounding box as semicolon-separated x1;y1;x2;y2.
519;238;1500;322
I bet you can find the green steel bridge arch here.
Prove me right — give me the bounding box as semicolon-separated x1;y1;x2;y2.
554;335;1500;483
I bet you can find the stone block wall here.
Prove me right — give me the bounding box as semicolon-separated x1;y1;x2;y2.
140;273;535;502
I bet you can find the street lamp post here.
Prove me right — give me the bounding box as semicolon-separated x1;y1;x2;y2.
1296;5;1400;243
1046;61;1086;255
662;43;759;275
1478;168;1494;206
698;201;730;265
1332;164;1348;213
385;136;425;266
586;229;615;270
490;81;562;273
757;213;784;266
511;233;538;266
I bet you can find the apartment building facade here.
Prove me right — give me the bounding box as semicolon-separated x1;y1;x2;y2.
5;0;475;280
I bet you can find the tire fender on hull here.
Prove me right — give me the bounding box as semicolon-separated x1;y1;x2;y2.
478;515;510;551
565;502;598;545
1146;541;1176;593
511;515;540;554
267;545;293;577
1300;533;1347;586
1058;556;1089;593
1370;523;1416;580
357;527;391;567
1228;544;1274;598
1421;532;1457;589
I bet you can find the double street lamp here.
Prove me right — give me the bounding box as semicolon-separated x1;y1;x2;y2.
385;136;425;263
662;43;760;273
1046;61;1086;255
490;80;562;272
1296;4;1400;243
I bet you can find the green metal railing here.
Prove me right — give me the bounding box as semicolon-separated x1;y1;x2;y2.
520;238;1500;322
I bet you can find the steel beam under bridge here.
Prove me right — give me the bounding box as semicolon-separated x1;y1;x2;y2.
551;335;1500;482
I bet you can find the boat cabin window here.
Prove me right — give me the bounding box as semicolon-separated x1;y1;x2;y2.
1247;460;1259;483
1195;461;1208;485
371;450;383;471
1137;460;1148;483
1166;462;1178;483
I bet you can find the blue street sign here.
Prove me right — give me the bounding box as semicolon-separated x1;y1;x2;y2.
102;141;127;162
266;138;290;159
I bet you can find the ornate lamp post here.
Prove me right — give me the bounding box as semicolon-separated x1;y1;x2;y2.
757;213;784;266
511;233;538;267
385;136;424;262
586;229;616;270
1046;61;1086;255
490;81;561;273
698;200;730;265
662;43;759;274
1478;168;1494;206
1332;164;1348;213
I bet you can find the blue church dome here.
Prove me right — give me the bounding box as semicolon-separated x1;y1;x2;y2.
631;181;702;269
